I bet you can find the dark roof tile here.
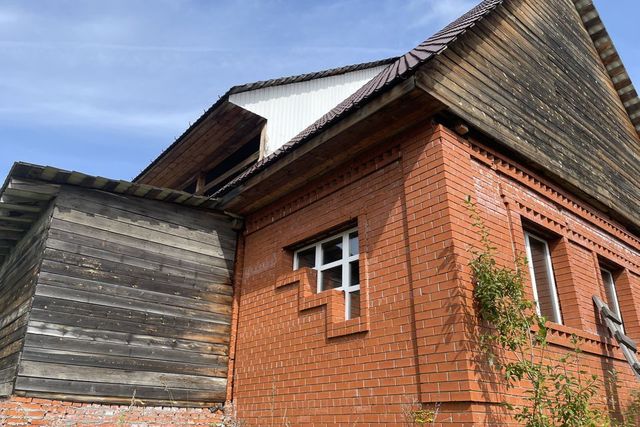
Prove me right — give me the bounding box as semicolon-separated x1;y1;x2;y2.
214;0;503;197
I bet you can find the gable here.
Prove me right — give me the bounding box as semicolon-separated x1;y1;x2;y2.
229;65;389;156
416;0;640;228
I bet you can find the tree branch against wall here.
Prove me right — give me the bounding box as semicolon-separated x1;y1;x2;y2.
466;197;609;427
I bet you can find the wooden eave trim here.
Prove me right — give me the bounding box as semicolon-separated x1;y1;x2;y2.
573;0;640;137
136;102;265;186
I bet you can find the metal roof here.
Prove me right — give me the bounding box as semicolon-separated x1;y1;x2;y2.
213;0;640;199
226;57;397;96
133;58;397;183
132;0;640;203
0;162;222;265
213;0;503;198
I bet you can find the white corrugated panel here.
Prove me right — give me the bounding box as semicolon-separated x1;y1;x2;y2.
229;65;387;156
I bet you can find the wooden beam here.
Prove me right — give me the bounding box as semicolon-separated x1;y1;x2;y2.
0;231;24;241
8;179;60;195
3;188;54;202
0;216;37;224
195;173;206;195
0;203;42;213
202;152;259;195
0;223;28;233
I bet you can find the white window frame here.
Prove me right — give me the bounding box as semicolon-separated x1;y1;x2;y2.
601;267;624;333
293;228;359;320
524;231;563;325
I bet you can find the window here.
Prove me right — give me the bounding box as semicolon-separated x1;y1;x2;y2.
294;228;360;319
601;267;624;333
524;231;563;324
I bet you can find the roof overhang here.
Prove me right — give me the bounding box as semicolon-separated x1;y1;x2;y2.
0;162;227;265
133;58;397;186
217;77;444;214
134;100;265;189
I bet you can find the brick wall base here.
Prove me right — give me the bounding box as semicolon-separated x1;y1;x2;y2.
0;396;221;427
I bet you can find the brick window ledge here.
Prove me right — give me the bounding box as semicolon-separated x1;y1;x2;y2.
543;321;626;360
275;268;369;338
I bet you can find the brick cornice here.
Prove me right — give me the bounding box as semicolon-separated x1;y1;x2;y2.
468;142;640;253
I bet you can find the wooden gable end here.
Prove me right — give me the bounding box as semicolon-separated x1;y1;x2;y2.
416;0;640;228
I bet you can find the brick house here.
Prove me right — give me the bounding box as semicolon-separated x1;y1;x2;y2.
1;0;640;425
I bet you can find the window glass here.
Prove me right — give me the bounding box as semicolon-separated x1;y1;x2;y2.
321;238;343;265
296;247;316;269
349;232;359;257
350;261;359;287
601;268;624;332
525;232;562;324
321;265;342;291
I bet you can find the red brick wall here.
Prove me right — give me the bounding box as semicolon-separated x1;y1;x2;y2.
0;396;221;426
231;122;640;426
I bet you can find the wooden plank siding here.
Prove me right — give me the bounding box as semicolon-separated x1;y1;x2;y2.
416;0;640;229
11;186;237;406
0;202;53;396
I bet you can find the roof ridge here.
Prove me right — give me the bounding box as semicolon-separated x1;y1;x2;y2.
573;0;640;137
227;57;398;96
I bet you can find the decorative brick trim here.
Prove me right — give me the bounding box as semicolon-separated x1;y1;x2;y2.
501;196;636;357
510;197;640;274
545;323;624;360
275;268;369;338
468;143;640;252
246;147;402;234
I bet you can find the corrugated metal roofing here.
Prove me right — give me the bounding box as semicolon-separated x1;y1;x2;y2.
133;58;397;182
213;0;504;198
229;64;390;156
227;58;397;96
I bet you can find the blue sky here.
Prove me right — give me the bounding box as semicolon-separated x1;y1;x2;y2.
1;0;638;182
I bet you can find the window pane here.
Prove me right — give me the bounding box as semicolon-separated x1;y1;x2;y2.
349;290;361;319
320;265;342;291
349;231;359;256
350;261;359;286
528;236;560;323
322;238;343;265
602;269;623;327
296;247;316;269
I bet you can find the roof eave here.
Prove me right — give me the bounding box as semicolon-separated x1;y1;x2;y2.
573;0;640;138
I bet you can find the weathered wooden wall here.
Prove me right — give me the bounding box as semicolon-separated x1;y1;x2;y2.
0;204;52;396
417;0;640;229
12;186;237;406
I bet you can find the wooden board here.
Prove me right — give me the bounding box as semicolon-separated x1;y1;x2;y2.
10;186;237;405
416;0;640;229
0;203;53;396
